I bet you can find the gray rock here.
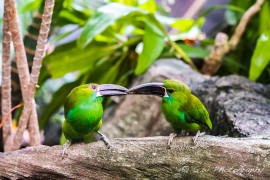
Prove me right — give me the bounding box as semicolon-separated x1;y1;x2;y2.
208;76;270;137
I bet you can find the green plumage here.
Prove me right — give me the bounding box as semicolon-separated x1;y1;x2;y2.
62;84;103;143
161;80;212;133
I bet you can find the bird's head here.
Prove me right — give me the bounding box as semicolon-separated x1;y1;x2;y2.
64;83;127;120
127;79;190;99
67;83;127;102
65;83;127;113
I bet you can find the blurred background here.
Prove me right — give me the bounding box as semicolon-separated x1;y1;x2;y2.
0;0;269;146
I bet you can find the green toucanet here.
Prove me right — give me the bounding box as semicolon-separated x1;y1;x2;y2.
62;83;127;154
128;79;212;147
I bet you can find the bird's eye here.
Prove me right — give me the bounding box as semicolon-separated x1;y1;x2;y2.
167;89;174;94
90;85;97;90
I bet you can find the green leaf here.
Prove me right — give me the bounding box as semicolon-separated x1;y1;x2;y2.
199;5;245;18
155;14;199;32
99;60;121;84
259;1;270;33
135;23;165;75
58;9;91;26
169;25;202;41
169;41;196;69
161;44;210;59
110;0;137;6
153;15;197;68
139;0;156;14
44;41;119;78
198;4;245;26
197;17;205;27
249;31;270;81
224;1;249;25
18;0;41;13
170;19;195;32
38;65;51;85
83;58;117;83
78;12;115;47
178;44;210;58
78;3;147;48
225;9;238;25
223;55;247;74
144;14;167;36
98;47;128;83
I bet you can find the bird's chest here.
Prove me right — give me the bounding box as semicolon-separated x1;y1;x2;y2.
162;98;189;132
162;101;185;123
67;102;103;134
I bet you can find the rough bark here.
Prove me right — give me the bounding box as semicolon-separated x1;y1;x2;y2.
102;59;270;138
6;0;34;150
28;0;55;146
0;136;269;179
201;32;228;75
5;0;54;150
1;0;12;144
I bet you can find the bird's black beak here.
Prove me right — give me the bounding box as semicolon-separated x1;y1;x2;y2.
128;82;168;97
96;84;127;97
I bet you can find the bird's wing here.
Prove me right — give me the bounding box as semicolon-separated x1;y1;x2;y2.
183;95;210;126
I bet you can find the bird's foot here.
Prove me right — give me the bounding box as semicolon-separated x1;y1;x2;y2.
192;131;205;144
167;133;178;149
62;140;71;158
97;131;111;149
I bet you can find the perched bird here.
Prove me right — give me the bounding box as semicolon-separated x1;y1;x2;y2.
62;83;127;155
128;79;212;147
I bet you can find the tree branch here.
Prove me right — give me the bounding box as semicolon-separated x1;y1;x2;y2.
229;0;265;50
201;32;229;75
0;136;269;179
5;0;54;150
6;0;32;150
201;0;265;75
1;0;12;145
28;0;55;146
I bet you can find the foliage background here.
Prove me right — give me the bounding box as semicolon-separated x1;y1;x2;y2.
0;0;269;144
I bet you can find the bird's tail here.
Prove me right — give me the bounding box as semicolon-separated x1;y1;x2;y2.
204;118;212;130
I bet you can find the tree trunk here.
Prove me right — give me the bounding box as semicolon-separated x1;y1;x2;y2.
0;136;269;179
